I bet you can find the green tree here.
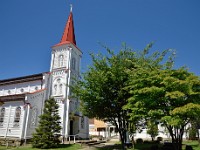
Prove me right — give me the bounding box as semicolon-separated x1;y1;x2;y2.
126;65;200;150
72;44;135;149
32;97;61;149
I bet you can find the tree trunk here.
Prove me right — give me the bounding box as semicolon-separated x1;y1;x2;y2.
118;130;126;150
169;127;184;150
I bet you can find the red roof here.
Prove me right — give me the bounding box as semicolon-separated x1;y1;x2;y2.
54;12;76;47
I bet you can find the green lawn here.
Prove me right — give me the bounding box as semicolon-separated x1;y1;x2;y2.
0;144;82;150
0;140;200;150
183;140;200;150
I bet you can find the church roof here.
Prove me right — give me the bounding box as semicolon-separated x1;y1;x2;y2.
0;89;46;103
0;72;48;86
53;11;76;47
0;94;26;102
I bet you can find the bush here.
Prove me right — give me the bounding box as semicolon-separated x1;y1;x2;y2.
157;136;163;142
186;145;193;150
136;138;143;144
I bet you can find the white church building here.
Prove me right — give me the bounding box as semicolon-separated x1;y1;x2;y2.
0;8;89;143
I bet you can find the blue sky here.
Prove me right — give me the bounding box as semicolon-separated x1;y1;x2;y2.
0;0;200;80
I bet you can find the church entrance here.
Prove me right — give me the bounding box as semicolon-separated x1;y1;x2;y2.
70;120;73;135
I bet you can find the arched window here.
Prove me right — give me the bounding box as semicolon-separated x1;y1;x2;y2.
72;58;76;70
59;84;63;95
30;108;37;127
81;116;84;129
54;84;57;95
0;108;5;126
58;55;64;67
14;107;21;127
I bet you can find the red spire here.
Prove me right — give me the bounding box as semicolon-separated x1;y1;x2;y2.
53;9;76;47
60;12;76;45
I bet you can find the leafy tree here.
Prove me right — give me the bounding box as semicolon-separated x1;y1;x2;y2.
72;44;136;149
32;97;61;149
126;65;200;150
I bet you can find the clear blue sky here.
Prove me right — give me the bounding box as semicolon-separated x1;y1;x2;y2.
0;0;200;80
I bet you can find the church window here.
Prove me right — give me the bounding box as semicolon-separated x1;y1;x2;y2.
72;58;76;70
0;108;5;127
58;55;64;67
59;84;63;95
57;78;61;83
14;107;21;127
35;86;38;90
20;88;24;93
54;84;57;95
81;116;84;129
30;108;37;127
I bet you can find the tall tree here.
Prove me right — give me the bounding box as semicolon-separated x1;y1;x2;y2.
126;66;200;150
32;97;61;149
73;44;135;149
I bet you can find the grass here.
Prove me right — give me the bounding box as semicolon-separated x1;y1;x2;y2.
183;140;200;150
0;144;82;150
0;140;200;150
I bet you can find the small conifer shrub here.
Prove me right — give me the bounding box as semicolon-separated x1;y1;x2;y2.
32;97;61;149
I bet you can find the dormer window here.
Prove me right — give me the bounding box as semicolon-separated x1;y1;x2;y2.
58;55;64;67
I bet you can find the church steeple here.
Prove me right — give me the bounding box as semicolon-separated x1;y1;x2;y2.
53;5;76;47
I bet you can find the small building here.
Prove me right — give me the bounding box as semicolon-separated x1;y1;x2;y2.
89;118;117;139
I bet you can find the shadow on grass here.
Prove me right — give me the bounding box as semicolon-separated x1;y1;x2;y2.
57;144;75;148
54;144;81;149
95;144;123;150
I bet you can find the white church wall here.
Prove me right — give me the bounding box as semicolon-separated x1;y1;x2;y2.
51;73;67;97
52;48;69;69
70;46;81;75
0;101;24;138
0;80;43;97
24;90;46;138
24;90;47;138
54;98;65;135
78;116;89;139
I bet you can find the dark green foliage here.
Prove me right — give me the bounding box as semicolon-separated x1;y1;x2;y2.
136;138;143;144
32;97;61;149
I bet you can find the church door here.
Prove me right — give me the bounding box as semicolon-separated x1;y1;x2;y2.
70;120;73;135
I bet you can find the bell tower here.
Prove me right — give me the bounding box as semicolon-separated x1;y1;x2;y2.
49;5;87;139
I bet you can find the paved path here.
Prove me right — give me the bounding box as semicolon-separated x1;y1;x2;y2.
79;139;120;150
79;143;117;150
